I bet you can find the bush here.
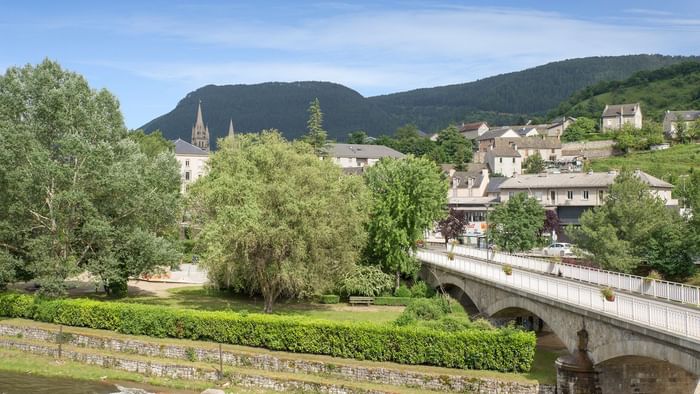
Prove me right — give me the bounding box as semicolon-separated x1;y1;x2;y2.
410;281;428;298
0;293;535;372
319;294;340;304
337;266;393;297
403;297;450;321
374;296;413;306
394;284;411;298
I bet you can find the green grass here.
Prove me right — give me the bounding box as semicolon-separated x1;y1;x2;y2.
77;285;404;323
589;143;700;181
525;348;565;385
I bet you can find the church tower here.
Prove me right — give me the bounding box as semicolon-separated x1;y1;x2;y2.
191;100;210;151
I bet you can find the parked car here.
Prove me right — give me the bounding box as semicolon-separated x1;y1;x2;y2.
543;242;574;256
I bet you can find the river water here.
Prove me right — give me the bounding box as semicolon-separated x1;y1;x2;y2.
0;371;196;394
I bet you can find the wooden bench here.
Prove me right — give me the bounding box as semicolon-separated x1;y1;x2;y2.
349;296;374;306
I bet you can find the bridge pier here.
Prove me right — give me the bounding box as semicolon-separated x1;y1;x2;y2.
554;328;599;394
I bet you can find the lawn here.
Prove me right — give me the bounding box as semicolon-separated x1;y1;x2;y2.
589;143;700;181
78;285;405;323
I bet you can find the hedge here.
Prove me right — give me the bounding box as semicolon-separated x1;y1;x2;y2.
319;294;340;304
0;293;535;372
374;296;414;306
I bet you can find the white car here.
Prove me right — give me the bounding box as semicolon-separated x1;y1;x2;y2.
543;242;574;256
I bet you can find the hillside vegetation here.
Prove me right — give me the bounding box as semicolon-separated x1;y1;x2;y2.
141;55;695;144
589;144;700;182
552;61;700;122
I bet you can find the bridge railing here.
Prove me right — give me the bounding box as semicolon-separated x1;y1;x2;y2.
448;244;700;306
417;250;700;341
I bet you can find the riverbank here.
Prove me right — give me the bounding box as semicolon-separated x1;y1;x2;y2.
0;318;556;393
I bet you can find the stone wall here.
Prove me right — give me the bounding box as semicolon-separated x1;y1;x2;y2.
596;356;700;394
562;140;616;159
0;323;554;394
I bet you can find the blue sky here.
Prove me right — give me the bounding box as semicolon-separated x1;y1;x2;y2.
2;1;700;128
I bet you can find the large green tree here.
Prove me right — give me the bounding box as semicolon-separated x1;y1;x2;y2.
128;129;174;158
523;152;546;174
190;131;368;312
562;117;596;142
436;125;472;169
569;171;696;278
364;156;448;288
0;60;181;296
303;98;327;154
488;193;545;253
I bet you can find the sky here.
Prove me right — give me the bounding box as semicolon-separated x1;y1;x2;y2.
2;0;700;128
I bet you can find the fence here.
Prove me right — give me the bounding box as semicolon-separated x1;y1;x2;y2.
448;245;700;306
416;250;700;340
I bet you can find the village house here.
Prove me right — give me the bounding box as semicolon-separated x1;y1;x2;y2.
475;127;520;152
546;116;577;139
662;110;700;138
459;121;489;140
601;103;643;130
485;143;522;177
498;137;563;162
496;170;676;225
513;126;541;137
325;143;404;170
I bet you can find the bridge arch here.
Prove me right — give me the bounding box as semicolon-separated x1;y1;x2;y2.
420;267;482;314
485;296;579;355
590;339;700;377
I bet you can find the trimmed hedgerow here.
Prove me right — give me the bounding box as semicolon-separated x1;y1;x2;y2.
374;296;414;306
0;293;535;372
319;294;340;304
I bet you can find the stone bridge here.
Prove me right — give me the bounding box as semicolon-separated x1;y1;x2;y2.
417;250;700;394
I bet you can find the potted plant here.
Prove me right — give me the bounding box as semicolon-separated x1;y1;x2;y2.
502;264;513;276
447;251;455;261
644;270;662;284
416;239;425;248
601;287;615;302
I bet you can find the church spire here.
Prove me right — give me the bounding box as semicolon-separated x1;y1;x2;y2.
228;118;235;138
191;100;210;152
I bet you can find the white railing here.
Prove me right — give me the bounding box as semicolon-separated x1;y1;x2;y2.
416;250;700;341
448;245;700;306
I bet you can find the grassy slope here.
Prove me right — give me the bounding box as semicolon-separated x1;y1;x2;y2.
589;144;700;181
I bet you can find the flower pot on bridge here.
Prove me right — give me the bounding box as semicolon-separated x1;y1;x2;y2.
601;287;615;302
502;265;513;276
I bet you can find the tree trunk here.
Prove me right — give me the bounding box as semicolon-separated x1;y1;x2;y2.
263;292;275;313
395;270;400;290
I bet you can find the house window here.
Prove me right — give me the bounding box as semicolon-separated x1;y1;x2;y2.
550;191;556;202
185;160;190;167
583;190;589;200
499;158;503;163
599;190;604;201
508;192;514;198
512;158;515;163
567;190;573;200
551;149;555;153
185;171;190;181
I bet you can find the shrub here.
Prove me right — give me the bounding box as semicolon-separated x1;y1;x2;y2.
337;266;393;297
410;281;428;298
402;297;451;321
644;270;663;283
374;296;413;306
319;294;340;304
394;284;411;298
0;293;535;372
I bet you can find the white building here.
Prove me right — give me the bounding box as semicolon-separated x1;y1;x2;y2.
496;170;677;224
601;103;643;130
662;110;700;139
486;144;522;177
174;139;209;193
325;143;404;169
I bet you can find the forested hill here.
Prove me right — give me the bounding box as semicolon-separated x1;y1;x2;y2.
140;82;397;145
141;55;696;144
550;61;700;122
368;55;696;131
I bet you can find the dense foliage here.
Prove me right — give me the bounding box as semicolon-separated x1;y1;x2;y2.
190;131;369;312
364;156;448;288
552;61;700;121
141;56;694;141
436;209;468;245
589;144;700;182
488;194;546;253
302;98;327;154
337;265;394;297
0;60;181;296
568;171;697;279
523;152;545;174
0;293;536;372
561;117;597;142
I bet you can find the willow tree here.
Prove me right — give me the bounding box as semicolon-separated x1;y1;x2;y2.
191;131;368;312
364;156;448;288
